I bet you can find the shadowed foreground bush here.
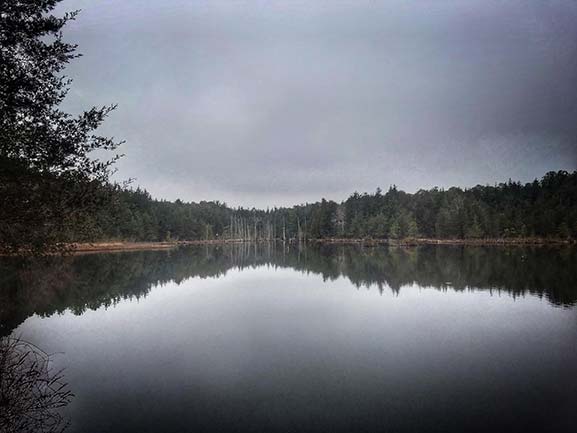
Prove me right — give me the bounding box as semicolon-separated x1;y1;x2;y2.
0;338;73;433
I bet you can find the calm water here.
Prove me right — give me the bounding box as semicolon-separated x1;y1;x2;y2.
2;244;577;433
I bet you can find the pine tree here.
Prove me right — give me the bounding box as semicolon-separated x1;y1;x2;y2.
389;217;401;239
0;1;122;253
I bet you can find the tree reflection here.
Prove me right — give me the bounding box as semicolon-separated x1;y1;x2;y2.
1;244;576;336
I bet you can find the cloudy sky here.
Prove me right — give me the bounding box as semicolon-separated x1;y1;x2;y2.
57;0;577;207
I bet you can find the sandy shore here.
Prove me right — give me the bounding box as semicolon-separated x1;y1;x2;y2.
68;237;574;253
69;240;241;253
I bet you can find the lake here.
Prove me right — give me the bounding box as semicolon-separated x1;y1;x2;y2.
2;243;577;433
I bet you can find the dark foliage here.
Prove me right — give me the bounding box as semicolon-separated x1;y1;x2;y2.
343;171;577;240
0;0;121;253
83;171;577;242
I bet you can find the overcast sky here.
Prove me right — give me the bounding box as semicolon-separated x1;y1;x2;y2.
57;0;577;207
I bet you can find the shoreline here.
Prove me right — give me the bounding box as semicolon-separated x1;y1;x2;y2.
3;238;572;256
68;237;574;253
69;240;234;253
310;237;574;246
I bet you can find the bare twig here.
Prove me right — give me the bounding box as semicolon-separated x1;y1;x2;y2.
0;338;73;433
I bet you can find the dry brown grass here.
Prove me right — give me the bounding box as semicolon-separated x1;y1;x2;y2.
0;338;73;433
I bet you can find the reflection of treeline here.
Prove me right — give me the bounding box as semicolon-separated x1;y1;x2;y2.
0;248;229;334
314;245;577;305
1;244;576;335
260;244;577;306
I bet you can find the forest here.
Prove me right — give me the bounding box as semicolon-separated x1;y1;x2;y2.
87;170;577;242
1;2;576;252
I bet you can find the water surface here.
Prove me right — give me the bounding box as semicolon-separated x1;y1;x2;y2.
2;244;576;432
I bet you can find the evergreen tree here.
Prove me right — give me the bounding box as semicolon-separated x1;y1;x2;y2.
0;0;121;253
389;216;401;239
405;212;419;238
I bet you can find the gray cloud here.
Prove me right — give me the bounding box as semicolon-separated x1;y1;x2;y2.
58;0;577;207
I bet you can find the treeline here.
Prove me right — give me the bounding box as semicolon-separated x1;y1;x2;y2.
86;170;577;242
342;170;577;240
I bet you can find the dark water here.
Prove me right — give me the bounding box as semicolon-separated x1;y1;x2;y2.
2;244;577;433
